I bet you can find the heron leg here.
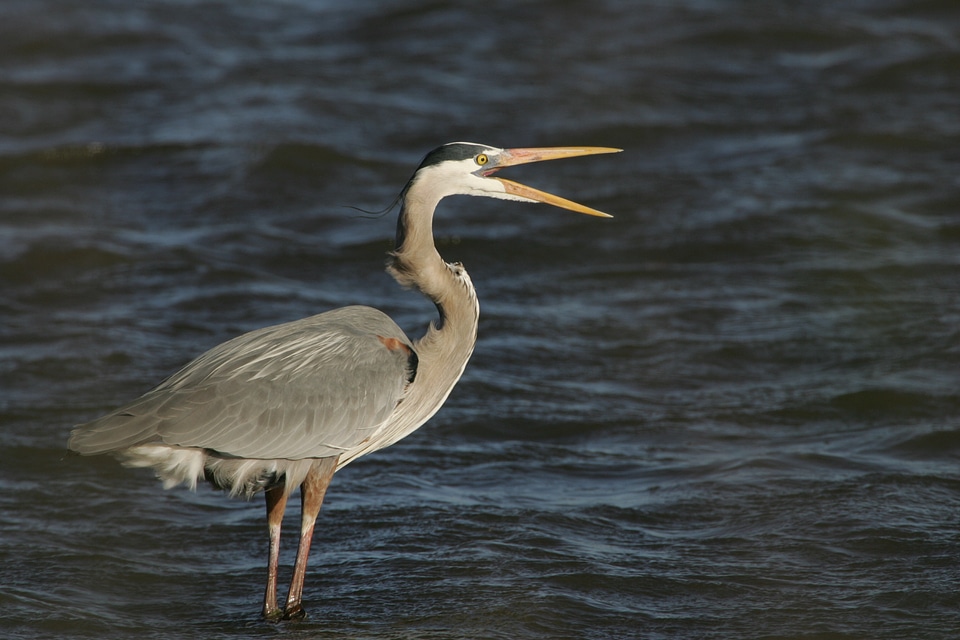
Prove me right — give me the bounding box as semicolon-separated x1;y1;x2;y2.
262;484;288;622
282;456;338;621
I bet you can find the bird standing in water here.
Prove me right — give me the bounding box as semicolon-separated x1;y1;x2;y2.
69;142;620;621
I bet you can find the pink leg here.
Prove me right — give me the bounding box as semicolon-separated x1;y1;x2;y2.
283;457;338;621
262;485;288;621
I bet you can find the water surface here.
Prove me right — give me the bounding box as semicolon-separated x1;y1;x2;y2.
2;1;959;638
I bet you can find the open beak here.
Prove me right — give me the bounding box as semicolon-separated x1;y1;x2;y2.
487;146;622;218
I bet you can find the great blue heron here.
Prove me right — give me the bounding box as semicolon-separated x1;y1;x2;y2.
69;142;620;621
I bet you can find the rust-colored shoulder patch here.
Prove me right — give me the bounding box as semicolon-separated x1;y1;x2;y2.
377;335;412;356
377;335;418;384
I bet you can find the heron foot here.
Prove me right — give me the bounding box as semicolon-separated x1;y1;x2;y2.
282;604;306;621
262;605;305;623
262;607;284;623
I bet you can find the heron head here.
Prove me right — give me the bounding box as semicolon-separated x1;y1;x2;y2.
409;142;621;218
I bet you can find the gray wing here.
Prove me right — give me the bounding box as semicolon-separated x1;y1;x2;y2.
69;306;417;459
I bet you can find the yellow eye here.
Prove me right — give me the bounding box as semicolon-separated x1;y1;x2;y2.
475;154;488;166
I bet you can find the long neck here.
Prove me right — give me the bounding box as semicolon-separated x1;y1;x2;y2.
390;231;479;399
390;178;480;399
341;177;479;465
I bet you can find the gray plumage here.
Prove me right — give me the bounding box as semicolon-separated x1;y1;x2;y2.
70;306;421;499
71;306;414;461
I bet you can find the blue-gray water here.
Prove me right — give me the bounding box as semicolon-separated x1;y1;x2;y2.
2;1;959;638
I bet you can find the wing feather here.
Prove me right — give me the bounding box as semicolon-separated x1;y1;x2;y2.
70;306;416;460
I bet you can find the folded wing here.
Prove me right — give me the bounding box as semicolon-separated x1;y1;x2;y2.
69;306;416;460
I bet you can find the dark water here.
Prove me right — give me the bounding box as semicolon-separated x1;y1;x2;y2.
2;1;960;638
